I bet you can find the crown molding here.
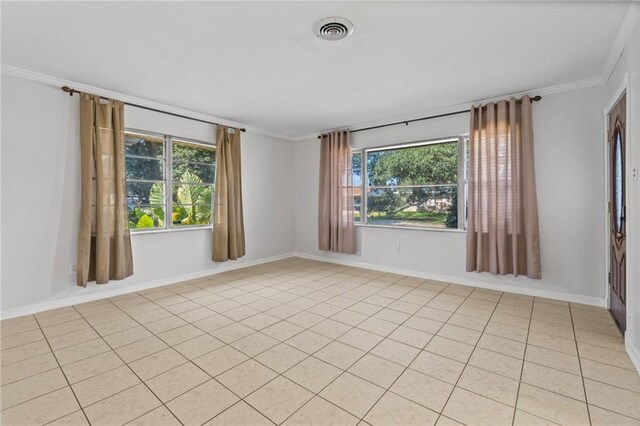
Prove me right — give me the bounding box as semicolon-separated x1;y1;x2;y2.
292;75;605;142
0;64;296;142
602;2;640;83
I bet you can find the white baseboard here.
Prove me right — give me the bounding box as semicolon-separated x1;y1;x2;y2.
292;252;606;307
625;338;640;373
0;252;295;320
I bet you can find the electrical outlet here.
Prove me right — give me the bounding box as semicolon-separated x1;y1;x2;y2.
70;263;77;274
393;244;400;253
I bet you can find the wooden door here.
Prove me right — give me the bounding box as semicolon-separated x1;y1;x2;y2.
608;92;626;333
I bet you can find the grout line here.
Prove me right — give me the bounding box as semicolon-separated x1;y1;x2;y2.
510;295;534;426
569;301;594;426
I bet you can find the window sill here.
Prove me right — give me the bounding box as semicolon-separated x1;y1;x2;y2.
130;226;212;236
355;223;466;233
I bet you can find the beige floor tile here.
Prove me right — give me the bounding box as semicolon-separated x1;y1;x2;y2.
60;350;122;384
115;336;169;363
513;409;558;425
262;321;305;341
254;343;307;373
72;365;141;407
581;358;640;393
246;376;314;424
157;324;204;346
425;336;474;363
287;330;333;354
314;341;366;370
320;373;385;418
370;338;420;367
178;307;217;323
468;347;523;380
285;356;342;393
129;348;187;381
332;309;369;327
217;359;277;397
48;411;90;425
524;345;581;376
584;378;640;420
1;339;51;366
357;317;399;336
210;323;255;343
167;379;239;426
92;317;137;337
173;334;225;359
435;416;465;426
311;319;352;339
100;326;151;349
192;314;235;332
443;387;513;426
364;391;438;426
338;328;384;352
240;312;281;330
230;331;279;357
0;387;80;426
578;342;637;370
457;365;520;406
477;333;526;358
0;368;68;410
589;405;640;426
388;326;434;349
521;361;585;401
283;396;360;426
409;350;465;384
527;331;578;356
1;352;59;386
126;406;181;425
485;321;529;343
437;323;481;345
83;383;161;426
194;344;249;376
205;401;272;426
390;369;454;412
416;306;453;322
516;383;589;425
348;354;405;388
145;362;210;402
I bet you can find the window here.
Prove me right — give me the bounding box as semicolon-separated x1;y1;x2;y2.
125;130;215;231
352;136;468;230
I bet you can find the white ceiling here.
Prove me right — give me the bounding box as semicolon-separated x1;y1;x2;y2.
1;1;633;138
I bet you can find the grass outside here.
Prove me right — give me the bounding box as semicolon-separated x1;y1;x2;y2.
355;210;451;229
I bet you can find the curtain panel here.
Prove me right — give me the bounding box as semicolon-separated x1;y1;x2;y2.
77;94;133;287
212;126;246;262
466;96;541;279
318;130;356;254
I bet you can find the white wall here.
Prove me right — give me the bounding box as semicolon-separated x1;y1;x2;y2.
1;74;295;314
605;17;640;369
294;85;606;305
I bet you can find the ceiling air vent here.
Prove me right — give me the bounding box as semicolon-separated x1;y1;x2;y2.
314;17;354;41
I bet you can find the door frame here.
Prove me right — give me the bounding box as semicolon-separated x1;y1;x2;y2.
603;73;630;334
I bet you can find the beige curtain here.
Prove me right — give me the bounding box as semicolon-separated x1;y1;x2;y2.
77;94;133;287
466;96;541;278
318;130;356;254
212;126;245;262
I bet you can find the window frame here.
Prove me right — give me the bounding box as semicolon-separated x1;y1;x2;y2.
353;135;468;232
125;128;216;233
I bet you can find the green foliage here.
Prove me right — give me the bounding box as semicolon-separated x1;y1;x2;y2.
136;214;155;228
173;171;213;226
446;191;458;229
364;142;459;228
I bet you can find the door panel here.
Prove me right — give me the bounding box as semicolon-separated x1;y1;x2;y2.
608;92;626;333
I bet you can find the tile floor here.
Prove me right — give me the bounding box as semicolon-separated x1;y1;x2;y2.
1;257;639;426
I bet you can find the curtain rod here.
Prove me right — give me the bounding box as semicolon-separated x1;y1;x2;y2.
61;86;246;132
317;95;542;139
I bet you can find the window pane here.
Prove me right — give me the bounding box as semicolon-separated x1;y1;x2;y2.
354;194;362;223
352;152;362;186
366;185;458;229
367;141;458;186
127;182;164;206
128;205;165;229
172;161;215;184
172;204;212;226
125;157;164;180
125;133;163;159
172;140;216;184
172;184;213;205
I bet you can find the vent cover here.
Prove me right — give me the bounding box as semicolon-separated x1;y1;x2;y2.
314;17;354;41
